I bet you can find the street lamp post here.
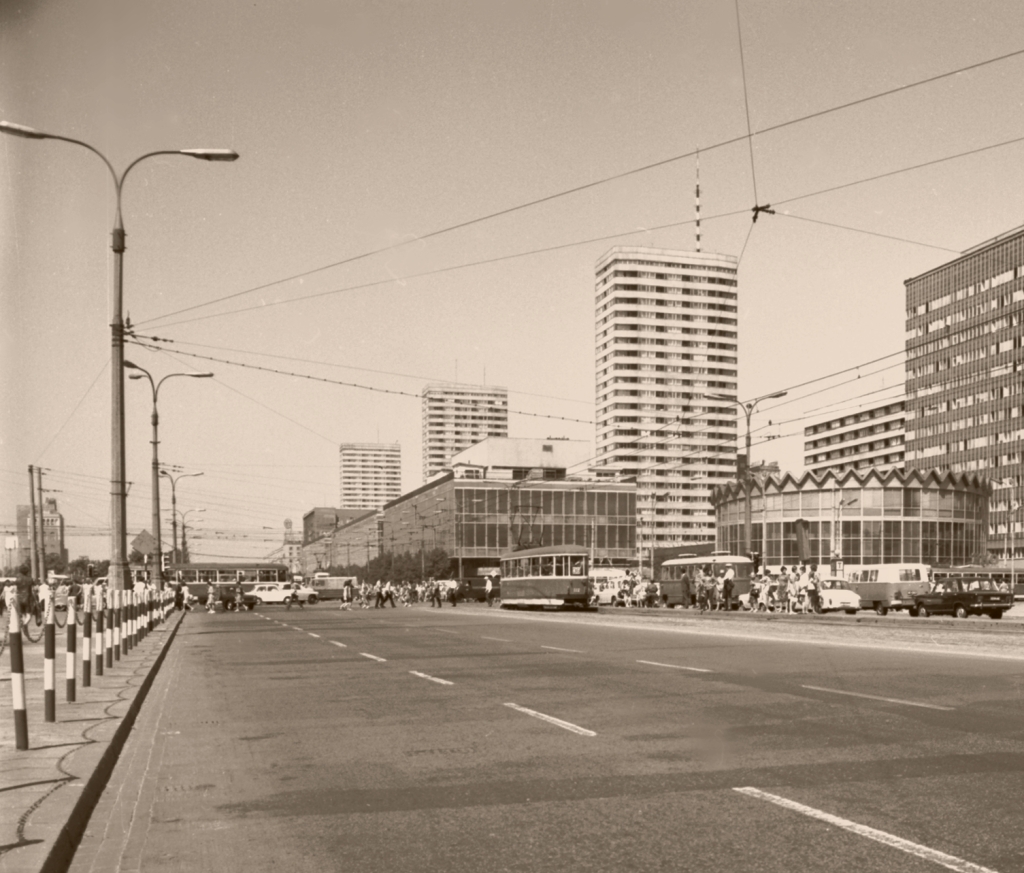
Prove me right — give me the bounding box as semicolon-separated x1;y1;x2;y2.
709;390;788;558
160;471;204;563
176;508;205;564
125;363;212;588
0;120;237;590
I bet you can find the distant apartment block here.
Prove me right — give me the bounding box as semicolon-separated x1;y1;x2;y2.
339;443;402;510
421;383;508;481
804;401;906;474
904;223;1024;560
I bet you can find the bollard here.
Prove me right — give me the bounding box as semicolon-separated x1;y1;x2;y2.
82;586;92;687
126;591;133;652
66;597;77;702
113;589;121;662
105;589;114;669
120;589;128;657
7;590;29;750
95;587;105;676
44;588;56;722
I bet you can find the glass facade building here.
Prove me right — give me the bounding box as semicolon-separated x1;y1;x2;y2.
712;468;990;571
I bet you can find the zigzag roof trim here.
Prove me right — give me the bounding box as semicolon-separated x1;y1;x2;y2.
711;467;993;506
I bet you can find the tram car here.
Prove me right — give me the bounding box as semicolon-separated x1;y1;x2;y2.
499;545;593;609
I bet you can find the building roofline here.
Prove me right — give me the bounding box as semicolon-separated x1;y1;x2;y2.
904;223;1024;286
595;245;738;268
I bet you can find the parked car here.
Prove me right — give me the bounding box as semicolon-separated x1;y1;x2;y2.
815;576;861;614
911;578;1013;619
249;582;318;606
593;580;625;606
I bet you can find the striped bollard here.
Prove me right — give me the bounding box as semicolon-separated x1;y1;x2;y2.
6;589;29;749
126;590;133;652
105;589;114;669
95;588;105;676
82;586;92;687
44;589;56;722
120;589;128;657
66;597;77;702
112;589;121;662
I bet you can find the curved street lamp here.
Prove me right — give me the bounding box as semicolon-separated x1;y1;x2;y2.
709;390;788;557
1;120;238;590
125;362;213;587
160;471;204;566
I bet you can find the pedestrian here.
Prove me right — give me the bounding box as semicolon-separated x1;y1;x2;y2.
448;579;458;607
430;578;443;608
235;582;246;613
372;580;383;608
807;563;822;614
722;564;735;612
381;580;397;608
207;581;217;613
173;583;185;611
485;575;494;607
777;567;791;613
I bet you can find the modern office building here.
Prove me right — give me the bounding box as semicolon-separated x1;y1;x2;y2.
301;507;367;546
421;383;509;482
594;245;739;554
804;401;906;475
301;510;379;575
712;467;990;572
339;442;402;510
904;224;1024;560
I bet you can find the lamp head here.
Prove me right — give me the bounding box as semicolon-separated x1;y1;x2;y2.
0;121;46;139
123;360;140;370
180;149;239;162
129;374;144;380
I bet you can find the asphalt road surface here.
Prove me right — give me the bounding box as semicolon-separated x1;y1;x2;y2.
69;604;1024;873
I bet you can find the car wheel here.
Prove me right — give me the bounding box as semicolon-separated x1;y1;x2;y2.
988;610;1003;620
844;609;857;615
917;604;929;618
954;604;968;619
307;594;318;605
907;606;918;617
254;597;263;605
874;604;888;617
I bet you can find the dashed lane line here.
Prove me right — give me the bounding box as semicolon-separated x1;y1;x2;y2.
541;645;584;653
410;671;454;686
504;703;596;737
329;641;347;648
734;787;998;873
800;685;954;711
637;660;713;673
360;653;387;662
481;636;513;642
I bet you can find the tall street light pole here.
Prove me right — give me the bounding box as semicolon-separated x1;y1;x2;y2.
709;390;787;558
177;508;205;564
0;120;238;591
125;362;212;588
160;471;204;563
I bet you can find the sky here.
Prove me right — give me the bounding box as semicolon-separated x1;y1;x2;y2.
2;0;1023;564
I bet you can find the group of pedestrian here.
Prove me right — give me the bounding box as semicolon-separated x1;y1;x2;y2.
747;564;822;613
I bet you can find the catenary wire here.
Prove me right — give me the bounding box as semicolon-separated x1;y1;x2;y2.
135;47;1024;328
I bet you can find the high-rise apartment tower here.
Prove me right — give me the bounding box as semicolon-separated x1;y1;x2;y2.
595;246;739;552
904;224;1024;560
421;383;508;481
338;443;402;510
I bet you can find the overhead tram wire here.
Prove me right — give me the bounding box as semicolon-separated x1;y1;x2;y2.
734;0;760;205
142;132;1024;333
136;47;1024;329
773;213;961;253
130;338;596;425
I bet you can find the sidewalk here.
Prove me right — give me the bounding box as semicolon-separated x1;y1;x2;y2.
0;609;183;873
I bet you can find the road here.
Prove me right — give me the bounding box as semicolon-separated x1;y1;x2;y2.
69;604;1024;873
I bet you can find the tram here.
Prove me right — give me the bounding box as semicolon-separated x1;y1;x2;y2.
498;545;593;609
658;554;754;608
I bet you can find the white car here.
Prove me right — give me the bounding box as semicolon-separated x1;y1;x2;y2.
816;577;861;614
250;583;318;605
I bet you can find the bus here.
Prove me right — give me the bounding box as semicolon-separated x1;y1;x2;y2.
499;545;592;609
167;562;290;602
658;554;754;609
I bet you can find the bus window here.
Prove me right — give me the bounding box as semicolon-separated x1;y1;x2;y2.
899;569;920;582
541;557;554;576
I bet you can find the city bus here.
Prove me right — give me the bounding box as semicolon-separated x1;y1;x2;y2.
498;545;592;609
658;554;754;609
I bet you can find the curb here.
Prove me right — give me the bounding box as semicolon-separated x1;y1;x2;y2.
37;612;184;873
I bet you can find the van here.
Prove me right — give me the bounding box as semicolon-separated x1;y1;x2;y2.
845;564;931;615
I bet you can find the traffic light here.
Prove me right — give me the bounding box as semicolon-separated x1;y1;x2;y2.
161;553;170;574
737;453;748;480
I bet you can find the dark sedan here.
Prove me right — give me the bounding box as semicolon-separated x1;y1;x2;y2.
911;578;1012;619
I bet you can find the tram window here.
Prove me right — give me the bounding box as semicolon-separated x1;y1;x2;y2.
541;557;554;576
529;557;540;577
571;559;584;576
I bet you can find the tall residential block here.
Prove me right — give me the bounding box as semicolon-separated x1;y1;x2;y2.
594;245;739;551
904;224;1024;560
421;383;508;481
804;401;906;475
339;443;402;510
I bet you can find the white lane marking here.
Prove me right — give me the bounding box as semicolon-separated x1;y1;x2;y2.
482;636;513;642
435;629;459;634
329;640;347;648
307;633;320;638
637;660;713;673
410;671;454;686
734;787;998;873
504;703;596;737
800;685;954;711
360;652;386;662
541;645;583;653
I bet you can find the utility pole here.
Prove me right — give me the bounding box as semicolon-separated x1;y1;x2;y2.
28;466;39;582
36;467;47;581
